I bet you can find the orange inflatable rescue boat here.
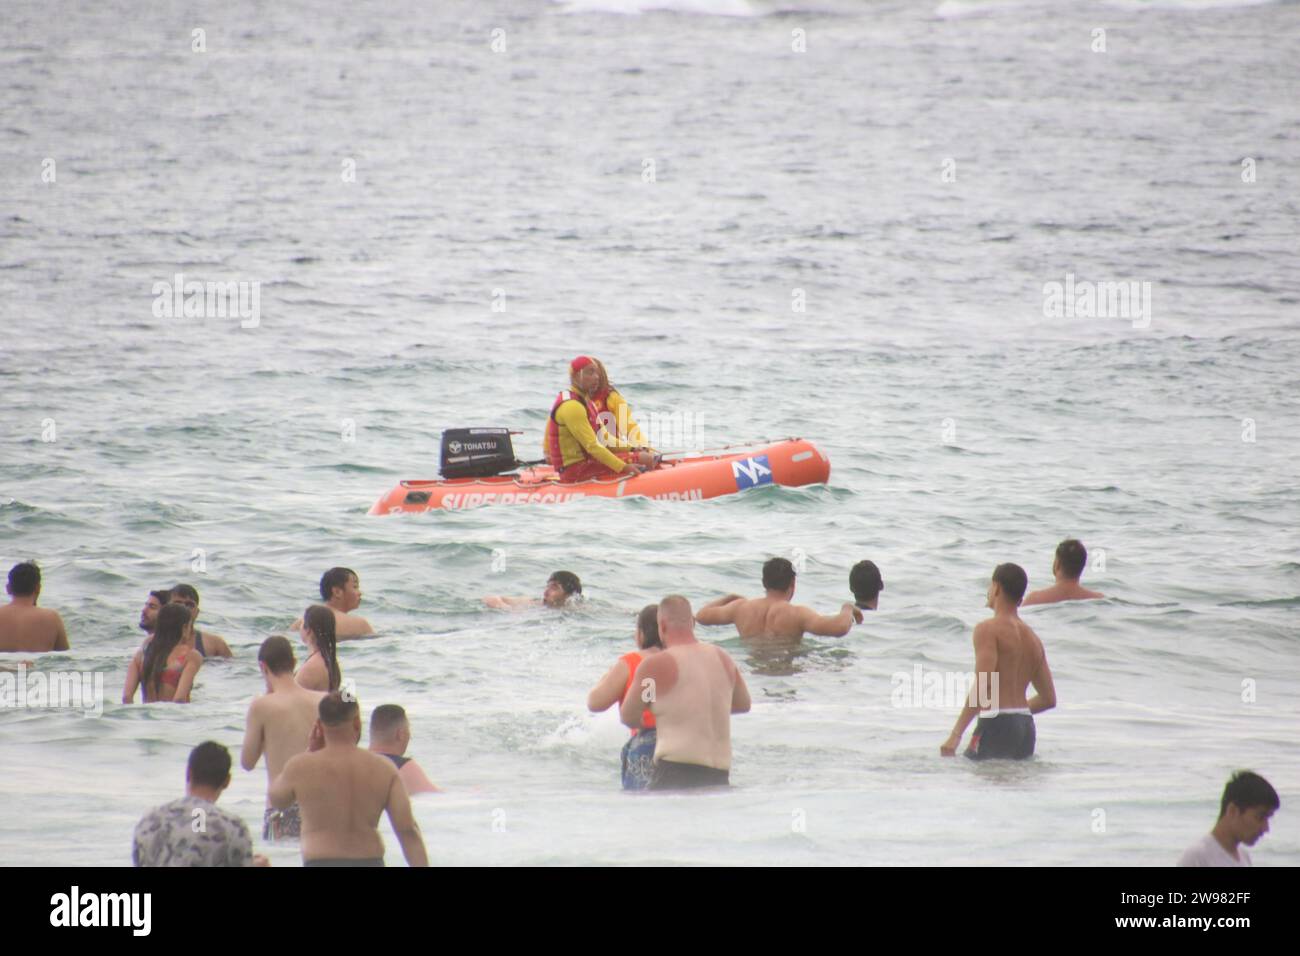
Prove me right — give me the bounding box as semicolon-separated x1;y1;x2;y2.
369;435;830;514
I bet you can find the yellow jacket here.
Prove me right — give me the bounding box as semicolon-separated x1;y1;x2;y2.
545;389;648;470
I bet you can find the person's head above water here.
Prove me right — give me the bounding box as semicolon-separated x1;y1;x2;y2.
139;589;171;633
636;603;663;650
988;563;1028;609
319;691;361;740
7;562;41;599
1217;770;1280;847
1053;539;1088;581
762;557;796;596
186;741;233;797
319;567;361;610
657;594;694;641
258;634;296;677
570;355;611;399
369;704;411;750
849;560;884;610
543;571;582;608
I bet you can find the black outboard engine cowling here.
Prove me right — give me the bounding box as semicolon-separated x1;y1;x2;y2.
439;428;519;479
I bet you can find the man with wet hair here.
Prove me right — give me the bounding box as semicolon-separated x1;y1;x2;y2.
941;563;1056;760
0;562;69;652
170;583;232;658
849;560;884;611
696;557;861;641
291;567;373;640
484;570;583;610
241;635;326;840
138;589;171;640
270;692;428;866
368;704;440;794
1179;771;1280;867
1022;539;1104;606
133;741;267;867
621;595;750;789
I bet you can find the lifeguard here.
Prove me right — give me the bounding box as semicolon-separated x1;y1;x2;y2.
543;356;657;483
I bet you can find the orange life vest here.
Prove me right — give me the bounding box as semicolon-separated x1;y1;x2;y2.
620;650;656;734
546;389;603;470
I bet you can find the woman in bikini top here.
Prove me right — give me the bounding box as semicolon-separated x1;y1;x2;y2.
123;603;203;703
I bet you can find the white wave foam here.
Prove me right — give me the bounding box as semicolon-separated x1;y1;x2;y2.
555;0;762;17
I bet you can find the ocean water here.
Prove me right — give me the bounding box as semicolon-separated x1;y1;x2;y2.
1;0;1298;866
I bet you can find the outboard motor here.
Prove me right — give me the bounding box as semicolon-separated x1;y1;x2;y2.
439;428;529;479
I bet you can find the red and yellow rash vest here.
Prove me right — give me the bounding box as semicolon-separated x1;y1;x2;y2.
543;388;647;471
620;650;656;734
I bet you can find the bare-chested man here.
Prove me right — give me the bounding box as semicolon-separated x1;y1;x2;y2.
621;595;751;789
941;563;1057;760
1022;539;1104;606
241;635;326;840
171;584;233;658
696;558;862;641
483;570;581;610
291;568;373;640
0;563;69;653
270;692;428;866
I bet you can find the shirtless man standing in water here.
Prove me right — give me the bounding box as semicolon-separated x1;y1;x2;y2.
0;563;69;653
621;595;750;789
695;558;861;641
941;564;1057;760
270;693;428;866
241;636;325;840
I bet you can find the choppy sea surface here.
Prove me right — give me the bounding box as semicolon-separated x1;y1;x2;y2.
2;0;1298;866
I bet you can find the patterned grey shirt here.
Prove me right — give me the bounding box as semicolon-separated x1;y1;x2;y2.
133;796;254;867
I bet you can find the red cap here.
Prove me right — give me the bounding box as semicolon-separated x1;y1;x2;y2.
570;355;594;373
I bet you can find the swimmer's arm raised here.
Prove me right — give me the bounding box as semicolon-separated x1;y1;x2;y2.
1027;643;1056;715
122;651;142;704
941;626;997;756
240;700;264;771
386;774;429;867
695;595;743;626
804;603;863;638
587;660;631;712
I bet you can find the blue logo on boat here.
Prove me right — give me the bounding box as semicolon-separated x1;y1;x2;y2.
731;455;773;490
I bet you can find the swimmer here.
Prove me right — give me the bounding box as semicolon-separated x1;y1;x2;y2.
484;570;583;610
124;603;202;703
587;604;663;790
940;564;1056;760
270;692;429;867
849;560;884;611
241;636;326;840
696;558;862;641
368;705;441;795
0;562;70;653
621;596;750;790
291;567;374;640
170;584;233;658
1022;539;1104;606
1178;771;1279;867
296;605;342;693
